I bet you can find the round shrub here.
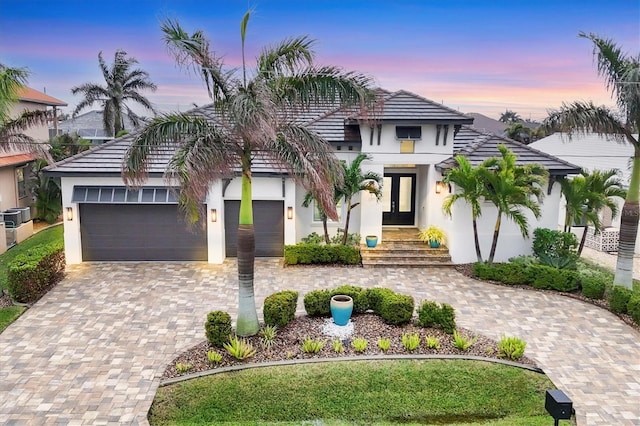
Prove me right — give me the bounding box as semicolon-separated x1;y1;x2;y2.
379;294;414;326
580;271;607;300
417;300;439;328
303;289;332;316
437;303;456;334
364;288;396;313
608;286;633;314
628;295;640;325
263;290;298;328
331;285;367;313
204;311;232;347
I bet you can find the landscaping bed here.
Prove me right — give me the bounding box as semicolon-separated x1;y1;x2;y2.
162;313;537;380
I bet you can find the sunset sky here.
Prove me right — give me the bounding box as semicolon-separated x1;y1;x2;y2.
1;0;638;121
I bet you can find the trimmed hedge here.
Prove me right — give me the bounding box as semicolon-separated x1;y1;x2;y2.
472;262;530;285
284;244;361;265
378;293;414;326
579;271;609;300
608;286;633;314
263;290;298;328
416;300;456;334
527;264;580;292
627;295;640;325
6;242;65;304
303;289;332;316
204;311;232;347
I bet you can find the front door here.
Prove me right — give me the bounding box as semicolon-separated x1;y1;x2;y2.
382;173;416;225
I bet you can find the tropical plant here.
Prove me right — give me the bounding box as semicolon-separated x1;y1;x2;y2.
30;159;61;223
376;337;391;352
71;50;156;137
351;337;368;352
497;335;527;361
424;335;440;349
301;337;326;354
206;350;223;364
332;339;344;353
223;335;257;360
336;153;383;245
442;155;485;262
401;332;420;351
499;109;521;124
302;190;341;244
122;13;375;335
259;325;278;349
418;225;446;246
453;331;477;351
478;145;548;264
543;32;640;289
505;122;531;143
49;133;91;162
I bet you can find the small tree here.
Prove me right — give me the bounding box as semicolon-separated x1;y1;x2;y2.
30;159;61;223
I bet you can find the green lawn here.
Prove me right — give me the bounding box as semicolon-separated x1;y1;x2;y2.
0;305;26;333
0;224;63;292
149;360;571;425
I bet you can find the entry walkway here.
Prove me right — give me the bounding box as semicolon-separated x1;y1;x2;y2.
0;261;638;425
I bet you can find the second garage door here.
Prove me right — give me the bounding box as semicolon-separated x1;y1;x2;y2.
80;204;208;261
224;200;284;257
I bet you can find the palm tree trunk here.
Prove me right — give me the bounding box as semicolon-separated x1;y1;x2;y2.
614;157;640;289
236;169;259;336
488;212;502;264
322;217;330;244
577;223;589;256
342;198;352;245
472;218;483;262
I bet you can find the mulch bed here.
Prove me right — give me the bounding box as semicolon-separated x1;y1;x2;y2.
162;313;537;380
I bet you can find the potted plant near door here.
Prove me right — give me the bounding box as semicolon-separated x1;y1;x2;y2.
419;225;446;248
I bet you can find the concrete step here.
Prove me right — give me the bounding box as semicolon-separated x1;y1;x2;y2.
363;259;454;268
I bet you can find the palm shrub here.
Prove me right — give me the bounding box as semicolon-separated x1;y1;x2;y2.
608;286;633;314
263;290;298;328
497;335;527;361
204;311;232;347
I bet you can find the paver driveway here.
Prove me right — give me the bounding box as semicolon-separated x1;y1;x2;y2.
0;260;639;425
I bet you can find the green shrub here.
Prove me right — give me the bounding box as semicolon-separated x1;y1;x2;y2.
416;300;456;334
263;290;298;328
608;286;633;314
204;311;232;347
301;337;326;354
284;244;361;265
497;335;527;361
472;262;499;281
580;271;609;300
401;332;420;352
364;287;396;313
438;303;457;334
330;285;367;313
378;293;414;326
532;228;579;269
300;232;324;245
526;264;579;292
453;330;477;351
627;295;640;325
6;242;65;304
224;336;256;360
303;289;332;316
351;337;368;352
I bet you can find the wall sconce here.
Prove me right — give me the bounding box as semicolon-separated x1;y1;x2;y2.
66;207;73;221
210;209;217;222
287;206;293;220
435;181;444;194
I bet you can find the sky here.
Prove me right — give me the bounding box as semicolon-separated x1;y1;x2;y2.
0;0;638;122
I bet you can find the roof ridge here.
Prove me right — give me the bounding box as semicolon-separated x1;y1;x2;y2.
393;90;471;119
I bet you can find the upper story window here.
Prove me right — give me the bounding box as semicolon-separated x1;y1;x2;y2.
395;126;421;140
16;167;26;199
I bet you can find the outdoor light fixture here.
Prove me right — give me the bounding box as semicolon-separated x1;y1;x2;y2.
210;209;217;222
435;181;444;194
287;206;293;220
65;207;73;221
545;389;573;426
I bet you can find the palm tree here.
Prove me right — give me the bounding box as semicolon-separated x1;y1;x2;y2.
442;155;486;262
122;13;375;336
479;145;548;264
302;188;341;244
337;153;382;245
0;64;50;158
71;50;157;137
505;122;531;144
559;174;594;232
543;32;640;288
499;109;521;124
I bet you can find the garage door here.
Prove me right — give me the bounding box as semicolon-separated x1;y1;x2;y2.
80;204;208;261
225;200;284;257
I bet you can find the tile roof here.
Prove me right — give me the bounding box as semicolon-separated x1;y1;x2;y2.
0;153;38;168
17;87;67;107
55;110;141;139
440;126;581;176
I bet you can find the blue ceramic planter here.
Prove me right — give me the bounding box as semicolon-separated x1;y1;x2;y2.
330;295;353;326
366;236;378;248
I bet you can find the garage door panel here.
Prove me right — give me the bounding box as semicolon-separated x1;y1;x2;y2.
80;204;207;261
225;201;284;257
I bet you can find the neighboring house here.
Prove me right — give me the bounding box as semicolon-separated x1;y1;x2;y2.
530;132;639;253
46;90;579;264
50;110;140;144
466;112;507;135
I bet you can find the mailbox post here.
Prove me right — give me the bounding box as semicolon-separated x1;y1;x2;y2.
545;389;573;426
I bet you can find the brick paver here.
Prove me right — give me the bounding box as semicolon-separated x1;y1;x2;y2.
0;260;638;425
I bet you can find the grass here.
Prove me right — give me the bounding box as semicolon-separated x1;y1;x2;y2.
0;224;63;292
0;305;25;333
149;360;565;425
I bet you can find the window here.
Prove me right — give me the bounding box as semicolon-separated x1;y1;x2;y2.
16;167;26;199
395;126;421;140
313;200;342;222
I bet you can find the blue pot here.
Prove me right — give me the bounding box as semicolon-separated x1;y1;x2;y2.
366;236;378;248
429;240;440;248
330;295;353;326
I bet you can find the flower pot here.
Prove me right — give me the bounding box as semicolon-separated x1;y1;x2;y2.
429;240;440;248
365;235;378;248
330;295;353;326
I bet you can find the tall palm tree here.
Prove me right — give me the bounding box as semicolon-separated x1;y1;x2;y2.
122;13;375;336
479;145;548;264
71;50;157;137
337;153;382;245
559;174;593;232
499;109;521;124
442;155;486;262
0;63;50;158
544;32;640;288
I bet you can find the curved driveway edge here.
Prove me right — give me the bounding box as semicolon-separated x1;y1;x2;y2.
0;260;638;425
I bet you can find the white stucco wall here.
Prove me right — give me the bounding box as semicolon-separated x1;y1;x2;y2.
9;102;49;141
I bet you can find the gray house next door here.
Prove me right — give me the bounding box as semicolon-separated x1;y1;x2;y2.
224;200;284;257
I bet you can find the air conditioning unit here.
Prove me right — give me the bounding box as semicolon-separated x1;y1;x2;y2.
3;210;21;228
14;207;31;222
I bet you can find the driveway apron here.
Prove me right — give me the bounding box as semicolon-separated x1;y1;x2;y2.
0;260;638;425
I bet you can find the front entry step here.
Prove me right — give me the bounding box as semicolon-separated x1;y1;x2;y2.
361;227;453;268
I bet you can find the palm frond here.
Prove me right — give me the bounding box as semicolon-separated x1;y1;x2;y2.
0;64;30;122
543;101;630;141
258;36;315;78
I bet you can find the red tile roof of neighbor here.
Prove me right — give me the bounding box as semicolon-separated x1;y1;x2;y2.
0;153;38;168
17;87;67;107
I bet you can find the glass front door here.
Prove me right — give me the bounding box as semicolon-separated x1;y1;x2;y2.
382;173;416;225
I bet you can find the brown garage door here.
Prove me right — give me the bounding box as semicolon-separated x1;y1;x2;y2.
79;204;208;261
224;200;284;257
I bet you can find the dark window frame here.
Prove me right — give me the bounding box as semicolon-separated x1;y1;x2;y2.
395;126;422;140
